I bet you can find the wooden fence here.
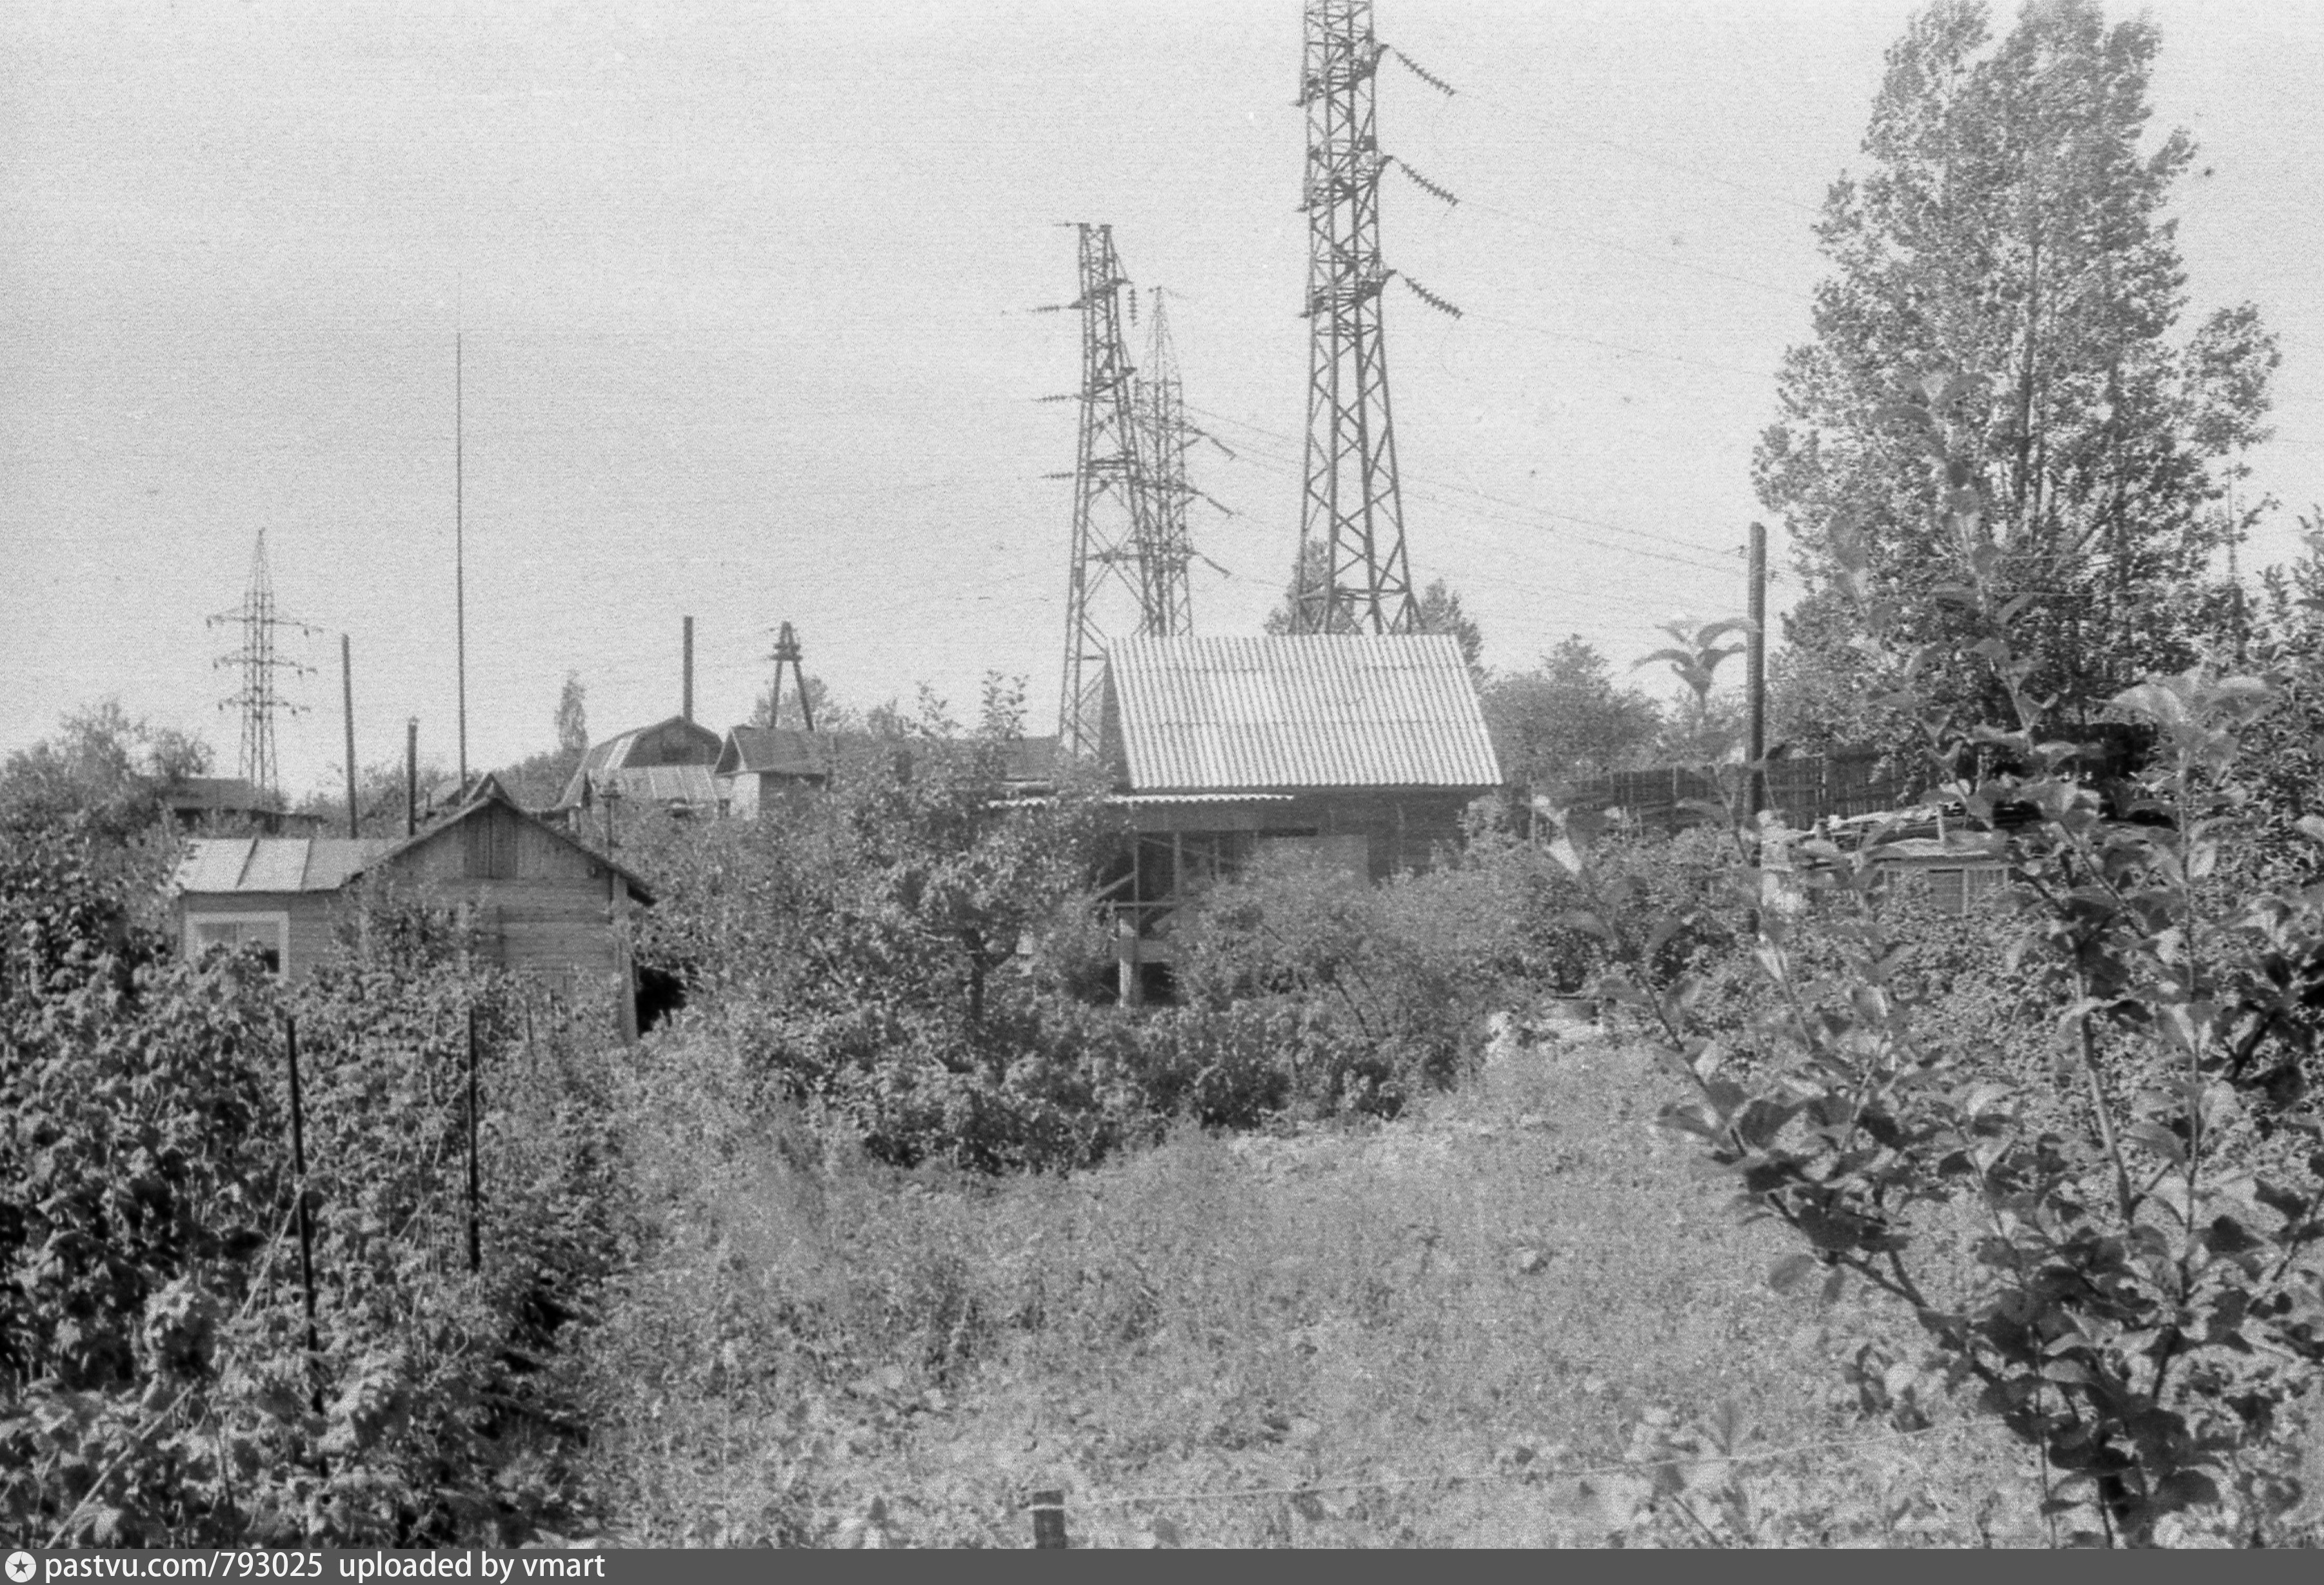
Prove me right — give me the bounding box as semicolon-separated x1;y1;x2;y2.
1556;726;2154;835
1558;753;1920;834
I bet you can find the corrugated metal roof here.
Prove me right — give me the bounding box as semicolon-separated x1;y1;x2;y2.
594;763;720;805
1104;635;1504;792
718;726;833;778
173;838;395;895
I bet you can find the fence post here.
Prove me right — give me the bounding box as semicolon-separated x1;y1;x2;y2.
284;1016;323;1409
466;1006;482;1274
1029;1490;1068;1549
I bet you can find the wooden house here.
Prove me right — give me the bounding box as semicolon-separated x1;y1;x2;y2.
174;778;655;1032
713;725;833;818
162;776;324;835
1096;633;1504;1000
555;714;724;822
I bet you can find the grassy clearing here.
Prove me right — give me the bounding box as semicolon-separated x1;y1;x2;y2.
571;1014;2041;1547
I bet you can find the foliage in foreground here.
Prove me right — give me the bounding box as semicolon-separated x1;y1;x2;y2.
1558;389;2324;1546
0;838;622;1547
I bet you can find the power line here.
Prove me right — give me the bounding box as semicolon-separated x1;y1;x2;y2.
1185;403;1743;570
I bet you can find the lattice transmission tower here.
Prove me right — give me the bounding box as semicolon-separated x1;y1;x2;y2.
1133;288;1208;638
1294;0;1459;636
208;529;319;804
1051;222;1187;758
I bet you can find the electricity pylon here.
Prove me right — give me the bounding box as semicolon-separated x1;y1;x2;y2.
1052;222;1182;758
1133;288;1202;638
1294;0;1460;636
208;529;319;805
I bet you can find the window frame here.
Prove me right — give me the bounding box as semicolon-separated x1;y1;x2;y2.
185;911;290;976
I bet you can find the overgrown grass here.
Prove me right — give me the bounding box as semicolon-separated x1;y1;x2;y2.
571;1015;2043;1547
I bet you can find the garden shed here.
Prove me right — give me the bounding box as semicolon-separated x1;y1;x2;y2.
174;778;655;1030
556;714;724;820
1095;633;1504;1000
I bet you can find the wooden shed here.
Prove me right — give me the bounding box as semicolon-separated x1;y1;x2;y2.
555;714;724;821
1095;634;1504;1001
713;725;833;818
174;778;655;1031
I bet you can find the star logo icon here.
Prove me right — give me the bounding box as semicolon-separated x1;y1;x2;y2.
5;1551;36;1584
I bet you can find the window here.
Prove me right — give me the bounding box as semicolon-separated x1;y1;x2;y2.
186;913;288;974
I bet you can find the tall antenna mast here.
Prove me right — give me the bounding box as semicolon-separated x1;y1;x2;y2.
455;328;468;791
1294;0;1459;636
1051;222;1175;758
208;529;319;805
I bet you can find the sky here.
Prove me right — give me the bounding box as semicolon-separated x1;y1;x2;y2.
6;0;2321;800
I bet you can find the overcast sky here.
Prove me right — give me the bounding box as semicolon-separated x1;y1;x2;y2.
6;0;2320;798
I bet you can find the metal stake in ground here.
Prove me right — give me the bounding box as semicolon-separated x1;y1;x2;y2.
284;1016;323;1409
466;1006;482;1274
1029;1490;1068;1549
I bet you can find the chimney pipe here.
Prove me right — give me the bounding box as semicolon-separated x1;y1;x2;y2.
682;615;695;724
406;718;419;837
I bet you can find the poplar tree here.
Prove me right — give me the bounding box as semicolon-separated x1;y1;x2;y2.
1756;0;2279;739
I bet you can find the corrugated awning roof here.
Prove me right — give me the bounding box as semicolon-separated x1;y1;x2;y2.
1104;634;1504;793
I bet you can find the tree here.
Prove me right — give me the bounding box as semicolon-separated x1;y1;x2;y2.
1755;0;2279;742
555;671;588;759
750;673;848;733
1481;637;1664;794
486;673;591;813
0;702;211;847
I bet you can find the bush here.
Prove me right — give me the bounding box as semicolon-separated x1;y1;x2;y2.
1;842;622;1547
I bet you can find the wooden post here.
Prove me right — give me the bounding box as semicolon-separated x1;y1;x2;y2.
1116;913;1142;1009
682;615;695;724
1747;521;1768;820
405;718;419;837
465;1007;482;1274
285;1016;323;1406
341;634;359;838
1029;1490;1068;1549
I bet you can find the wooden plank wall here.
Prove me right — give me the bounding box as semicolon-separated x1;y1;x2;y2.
174;892;339;980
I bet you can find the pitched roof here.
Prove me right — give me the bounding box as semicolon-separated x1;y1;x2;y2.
176;780;655;904
715;725;833;779
582;763;722;807
1102;634;1503;793
558;716;722;808
164;776;276;813
174;837;395;894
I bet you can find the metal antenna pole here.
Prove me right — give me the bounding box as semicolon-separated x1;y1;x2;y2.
455;330;468;793
1747;521;1768;819
1295;0;1459;636
341;634;359;838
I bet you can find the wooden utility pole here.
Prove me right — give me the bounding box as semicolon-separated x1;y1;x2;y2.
1747;521;1768;819
341;634;359;838
682;615;695;724
405;718;419;837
